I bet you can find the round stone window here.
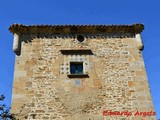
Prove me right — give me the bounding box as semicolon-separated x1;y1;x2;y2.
77;35;85;42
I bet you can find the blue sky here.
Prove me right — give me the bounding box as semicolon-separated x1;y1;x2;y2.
0;0;159;118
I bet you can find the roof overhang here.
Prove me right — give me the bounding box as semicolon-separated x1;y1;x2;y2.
9;23;144;35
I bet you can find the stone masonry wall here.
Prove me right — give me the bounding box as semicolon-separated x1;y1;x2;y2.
11;34;156;120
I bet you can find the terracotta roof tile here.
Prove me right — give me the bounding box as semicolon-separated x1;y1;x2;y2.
9;23;144;34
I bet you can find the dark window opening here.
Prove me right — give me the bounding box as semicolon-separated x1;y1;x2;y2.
70;62;83;74
77;35;85;42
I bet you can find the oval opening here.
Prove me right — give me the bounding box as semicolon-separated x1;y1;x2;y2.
77;35;85;42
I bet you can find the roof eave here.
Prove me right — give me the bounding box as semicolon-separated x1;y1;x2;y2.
9;23;144;35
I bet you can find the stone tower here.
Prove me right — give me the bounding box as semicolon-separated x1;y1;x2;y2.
9;24;156;120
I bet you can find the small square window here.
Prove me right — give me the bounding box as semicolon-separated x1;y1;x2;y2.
70;62;83;74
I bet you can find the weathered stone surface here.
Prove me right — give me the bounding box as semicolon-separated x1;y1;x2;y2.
10;24;156;120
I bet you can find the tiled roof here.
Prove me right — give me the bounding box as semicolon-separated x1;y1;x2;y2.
9;23;144;34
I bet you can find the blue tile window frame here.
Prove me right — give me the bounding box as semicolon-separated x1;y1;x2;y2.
70;62;83;74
